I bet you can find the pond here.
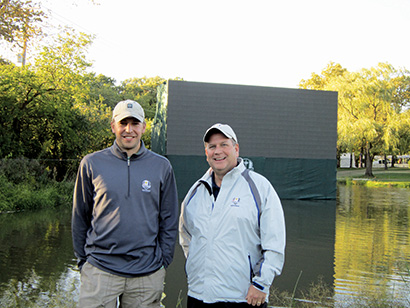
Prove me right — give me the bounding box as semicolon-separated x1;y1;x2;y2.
0;184;409;307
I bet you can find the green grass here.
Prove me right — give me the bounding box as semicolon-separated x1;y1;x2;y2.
269;271;410;308
0;175;74;212
337;167;410;187
0;158;74;212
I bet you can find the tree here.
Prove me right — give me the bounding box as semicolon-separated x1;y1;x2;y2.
0;0;44;43
299;62;347;90
85;73;122;108
0;28;113;180
300;62;410;177
0;0;45;65
121;76;183;119
120;76;167;119
386;110;410;157
391;71;410;112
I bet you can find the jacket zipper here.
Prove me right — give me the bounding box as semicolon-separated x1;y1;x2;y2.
127;156;131;197
248;254;253;282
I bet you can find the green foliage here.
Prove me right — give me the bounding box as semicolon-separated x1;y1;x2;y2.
0;29;115;179
142;118;153;149
0;174;72;212
0;28;181;187
119;76;183;120
0;16;184;209
0;0;45;44
0;157;46;185
0;27;180;210
0;158;74;212
120;76;167;119
299;62;347;90
300;62;410;176
85;73;122;107
386;110;410;155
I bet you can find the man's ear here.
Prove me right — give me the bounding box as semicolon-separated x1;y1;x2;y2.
110;121;115;133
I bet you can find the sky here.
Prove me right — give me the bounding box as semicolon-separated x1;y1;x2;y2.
6;0;410;88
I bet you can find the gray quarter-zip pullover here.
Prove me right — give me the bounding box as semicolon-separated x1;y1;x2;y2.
72;141;179;277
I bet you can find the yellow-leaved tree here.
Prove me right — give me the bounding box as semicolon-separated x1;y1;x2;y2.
300;62;410;176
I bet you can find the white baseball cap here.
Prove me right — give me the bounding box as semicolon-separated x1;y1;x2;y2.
112;100;145;123
203;123;238;143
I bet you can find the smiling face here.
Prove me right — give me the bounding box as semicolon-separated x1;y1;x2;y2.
205;133;239;181
111;117;146;156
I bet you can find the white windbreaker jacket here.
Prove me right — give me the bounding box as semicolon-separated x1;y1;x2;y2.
179;159;286;303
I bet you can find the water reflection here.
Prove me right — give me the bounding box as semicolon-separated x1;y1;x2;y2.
0;208;79;307
274;199;336;293
334;185;410;306
0;185;409;307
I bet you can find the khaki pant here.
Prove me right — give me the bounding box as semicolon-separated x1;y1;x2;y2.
79;262;165;308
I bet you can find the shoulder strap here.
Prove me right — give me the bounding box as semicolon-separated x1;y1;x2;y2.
241;169;262;225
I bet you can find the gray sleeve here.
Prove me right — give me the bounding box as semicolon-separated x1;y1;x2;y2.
253;181;286;290
71;158;93;269
158;164;179;267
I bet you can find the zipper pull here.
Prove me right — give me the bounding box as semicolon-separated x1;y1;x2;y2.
127;157;130;166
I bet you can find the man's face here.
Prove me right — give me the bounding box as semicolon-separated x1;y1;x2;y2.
205;133;239;178
111;117;146;156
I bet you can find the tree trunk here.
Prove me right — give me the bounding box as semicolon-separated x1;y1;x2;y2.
384;154;388;170
359;148;364;168
365;144;374;177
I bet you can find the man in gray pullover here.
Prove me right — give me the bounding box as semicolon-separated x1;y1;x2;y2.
72;100;179;308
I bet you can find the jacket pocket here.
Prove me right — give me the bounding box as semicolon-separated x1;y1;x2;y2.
248;254;254;282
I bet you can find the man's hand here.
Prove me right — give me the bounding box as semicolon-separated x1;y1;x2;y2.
246;285;267;306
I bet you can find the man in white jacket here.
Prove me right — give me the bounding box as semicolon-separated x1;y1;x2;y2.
179;123;286;308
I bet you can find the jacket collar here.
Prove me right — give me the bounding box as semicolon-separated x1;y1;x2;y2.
201;157;245;183
110;140;147;160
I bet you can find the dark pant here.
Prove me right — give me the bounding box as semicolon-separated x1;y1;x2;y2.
188;296;268;308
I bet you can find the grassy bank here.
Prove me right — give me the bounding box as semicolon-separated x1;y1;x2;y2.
337;167;410;188
0;158;75;213
269;268;410;307
0;175;74;212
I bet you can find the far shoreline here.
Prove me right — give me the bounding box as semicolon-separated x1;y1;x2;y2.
337;167;410;188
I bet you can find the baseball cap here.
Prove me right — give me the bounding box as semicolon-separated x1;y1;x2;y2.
203;123;238;143
112;100;145;123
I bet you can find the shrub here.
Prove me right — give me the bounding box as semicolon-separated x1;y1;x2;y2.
0;157;49;185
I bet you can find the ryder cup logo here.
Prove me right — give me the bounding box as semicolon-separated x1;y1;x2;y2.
243;158;254;170
231;197;240;207
142;180;151;192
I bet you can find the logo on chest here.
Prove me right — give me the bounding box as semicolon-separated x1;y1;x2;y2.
230;197;241;207
142;180;151;192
